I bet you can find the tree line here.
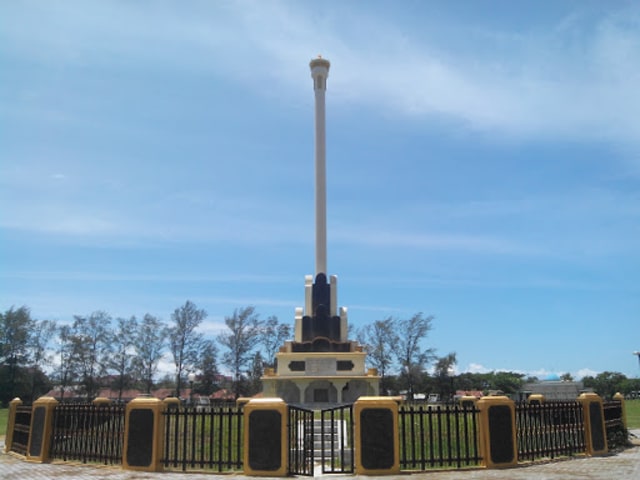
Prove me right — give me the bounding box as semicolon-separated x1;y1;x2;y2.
355;316;535;399
2;305;637;407
0;302;291;405
357;315;640;401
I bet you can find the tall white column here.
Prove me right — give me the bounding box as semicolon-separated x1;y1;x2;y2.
310;56;330;276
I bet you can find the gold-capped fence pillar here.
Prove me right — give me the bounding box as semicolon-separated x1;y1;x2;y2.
123;395;165;472
459;395;479;409
527;394;545;406
4;397;22;453
354;396;400;475
243;398;288;476
613;392;627;430
92;397;112;407
477;396;517;469
162;397;180;410
26;396;58;463
578;392;608;456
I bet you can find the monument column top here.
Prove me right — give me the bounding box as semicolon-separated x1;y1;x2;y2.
310;56;330;276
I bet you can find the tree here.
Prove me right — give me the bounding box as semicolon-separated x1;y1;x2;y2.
0;306;33;365
462;373;496;393
359;317;398;395
260;316;290;368
247;351;265;396
133;314;168;394
169;301;206;399
560;372;574;382
55;324;75;399
0;364;51;406
582;372;628;399
217;306;262;399
393;313;436;400
434;352;457;402
108;316;138;400
618;377;640;396
195;340;219;396
0;306;33;401
28;319;57;401
69;311;112;400
487;371;525;395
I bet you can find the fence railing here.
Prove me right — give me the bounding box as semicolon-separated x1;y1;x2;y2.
398;403;481;471
50;403;125;464
8;404;32;456
4;394;632;475
162;404;243;472
320;404;354;474
288;405;315;476
515;401;586;461
603;399;627;449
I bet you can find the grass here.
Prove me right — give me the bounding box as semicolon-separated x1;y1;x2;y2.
626;399;640;429
163;406;244;471
0;408;8;437
398;406;480;470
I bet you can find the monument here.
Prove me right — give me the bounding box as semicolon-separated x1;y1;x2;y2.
261;57;380;406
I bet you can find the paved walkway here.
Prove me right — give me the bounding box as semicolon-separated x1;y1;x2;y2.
1;432;639;479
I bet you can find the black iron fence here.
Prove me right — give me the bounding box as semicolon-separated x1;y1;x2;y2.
398;403;481;471
8;404;32;456
4;395;633;475
162;404;243;472
288;405;315;476
320;404;354;474
50;403;125;464
603;399;627;449
515;401;586;461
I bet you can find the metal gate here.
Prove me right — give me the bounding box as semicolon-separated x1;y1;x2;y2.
320;404;354;474
288;405;314;476
287;404;354;476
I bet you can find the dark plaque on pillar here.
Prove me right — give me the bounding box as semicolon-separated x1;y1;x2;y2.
126;409;154;467
589;402;605;452
28;406;46;457
248;410;282;471
488;405;514;464
360;408;394;469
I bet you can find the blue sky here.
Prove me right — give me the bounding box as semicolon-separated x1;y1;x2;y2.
1;1;639;380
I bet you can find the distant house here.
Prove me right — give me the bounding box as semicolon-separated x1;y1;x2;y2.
519;380;586;402
210;389;235;401
455;390;484;399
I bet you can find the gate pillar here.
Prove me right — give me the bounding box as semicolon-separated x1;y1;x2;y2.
26;396;58;463
477;396;517;469
354;396;400;475
243;398;288;476
527;394;545;405
123;395;165;472
613;392;627;430
459;395;478;409
578;392;608;456
4;397;22;454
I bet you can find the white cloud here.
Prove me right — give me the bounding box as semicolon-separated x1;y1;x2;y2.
4;2;640;150
575;368;599;380
463;364;602;382
465;363;491;374
0;270;295;285
333;228;542;256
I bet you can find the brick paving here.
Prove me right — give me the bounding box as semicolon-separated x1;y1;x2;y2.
1;432;639;479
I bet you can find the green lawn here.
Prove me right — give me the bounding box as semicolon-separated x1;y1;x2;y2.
0;408;8;437
626;399;640;430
